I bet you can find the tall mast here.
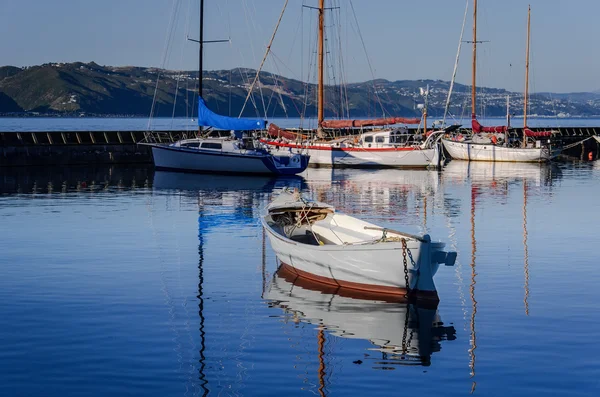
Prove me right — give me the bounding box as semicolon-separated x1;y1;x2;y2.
199;0;204;98
523;5;531;148
471;0;478;118
317;0;325;133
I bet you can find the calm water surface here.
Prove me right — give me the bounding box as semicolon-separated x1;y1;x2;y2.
1;161;600;396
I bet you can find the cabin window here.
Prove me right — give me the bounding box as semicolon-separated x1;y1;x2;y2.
390;134;407;144
376;136;385;143
182;142;200;148
364;136;373;143
200;142;222;149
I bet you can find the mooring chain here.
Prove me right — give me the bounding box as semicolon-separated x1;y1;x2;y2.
401;239;410;298
402;238;420;300
401;302;409;355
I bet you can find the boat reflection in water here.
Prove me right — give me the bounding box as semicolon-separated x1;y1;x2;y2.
264;265;456;368
442;159;561;188
153;170;306;194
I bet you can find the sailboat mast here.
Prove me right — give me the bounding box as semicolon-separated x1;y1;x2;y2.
523;5;531;147
317;0;325;131
199;0;204;98
471;0;478;118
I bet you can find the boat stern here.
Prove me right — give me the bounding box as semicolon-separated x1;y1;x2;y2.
268;153;310;175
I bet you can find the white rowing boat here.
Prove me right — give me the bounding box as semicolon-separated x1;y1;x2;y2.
262;189;456;303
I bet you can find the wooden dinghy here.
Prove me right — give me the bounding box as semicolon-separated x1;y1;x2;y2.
262;189;456;303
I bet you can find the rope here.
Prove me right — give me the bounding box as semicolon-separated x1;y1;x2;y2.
562;136;595;151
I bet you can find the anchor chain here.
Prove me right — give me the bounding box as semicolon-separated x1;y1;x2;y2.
401;239;420;299
401;239;411;298
401;301;409;355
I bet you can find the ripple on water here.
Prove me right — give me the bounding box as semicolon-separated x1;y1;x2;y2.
1;163;599;396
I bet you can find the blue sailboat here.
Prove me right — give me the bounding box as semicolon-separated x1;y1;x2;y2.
146;1;309;176
149;99;309;175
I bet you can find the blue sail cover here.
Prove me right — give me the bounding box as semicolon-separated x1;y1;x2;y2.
198;97;266;130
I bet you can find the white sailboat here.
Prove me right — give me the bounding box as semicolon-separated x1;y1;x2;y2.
260;0;443;169
262;189;456;303
143;1;310;175
442;1;555;163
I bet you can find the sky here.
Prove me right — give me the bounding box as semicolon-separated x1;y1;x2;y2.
0;0;598;93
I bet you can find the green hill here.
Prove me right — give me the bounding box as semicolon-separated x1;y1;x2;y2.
1;62;599;118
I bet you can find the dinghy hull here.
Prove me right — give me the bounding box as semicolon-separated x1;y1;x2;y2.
262;192;455;303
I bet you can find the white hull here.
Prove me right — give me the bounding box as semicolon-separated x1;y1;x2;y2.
442;139;551;162
265;273;455;362
262;191;455;300
267;143;440;168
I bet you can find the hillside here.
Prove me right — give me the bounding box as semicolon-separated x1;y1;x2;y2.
1;62;599;118
0;92;23;113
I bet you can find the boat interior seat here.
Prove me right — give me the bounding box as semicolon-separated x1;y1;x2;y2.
311;221;374;245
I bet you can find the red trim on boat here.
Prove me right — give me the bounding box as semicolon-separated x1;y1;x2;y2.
277;263;440;304
261;140;421;152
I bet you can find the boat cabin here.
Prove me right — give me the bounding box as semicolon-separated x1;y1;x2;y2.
171;137;262;152
360;127;420;148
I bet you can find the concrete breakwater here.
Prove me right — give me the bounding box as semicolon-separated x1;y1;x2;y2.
0;127;598;167
0;130;160;167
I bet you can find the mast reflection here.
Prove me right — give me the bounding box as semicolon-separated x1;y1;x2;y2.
265;266;456;371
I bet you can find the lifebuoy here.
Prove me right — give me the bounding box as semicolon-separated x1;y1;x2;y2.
291;156;300;164
491;135;498;145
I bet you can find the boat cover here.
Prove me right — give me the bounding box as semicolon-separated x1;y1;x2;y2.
524;128;553;137
198;97;266;131
472;115;507;133
268;124;308;140
321;117;421;128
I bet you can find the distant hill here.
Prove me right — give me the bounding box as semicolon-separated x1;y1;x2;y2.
1;61;599;118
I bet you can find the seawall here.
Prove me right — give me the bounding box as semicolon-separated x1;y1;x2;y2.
0;130;174;167
0;127;598;167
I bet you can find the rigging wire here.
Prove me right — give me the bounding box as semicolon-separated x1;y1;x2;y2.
239;0;289;118
147;0;182;134
270;51;304;117
241;0;268;119
444;0;469;126
170;0;194;130
348;0;386;117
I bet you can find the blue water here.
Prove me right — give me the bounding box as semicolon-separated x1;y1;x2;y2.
0;116;599;132
1;162;600;396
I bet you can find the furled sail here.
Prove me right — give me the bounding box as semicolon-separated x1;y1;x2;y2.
198;97;266;130
472;116;507;133
268;124;308;140
524;128;553;137
321;117;421;129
